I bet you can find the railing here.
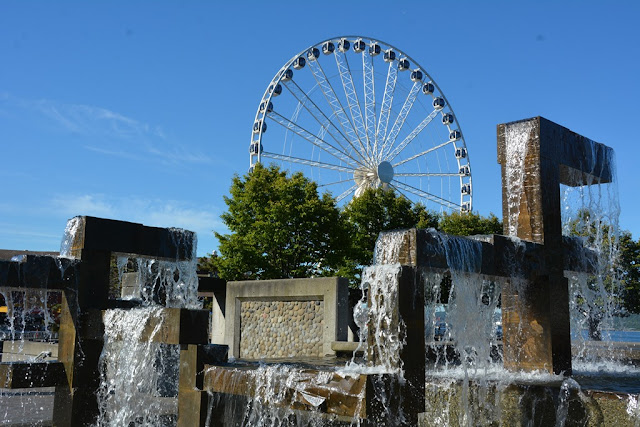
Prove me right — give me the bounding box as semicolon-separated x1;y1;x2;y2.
0;331;59;342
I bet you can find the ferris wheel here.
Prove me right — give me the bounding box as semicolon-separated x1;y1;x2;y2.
249;36;472;212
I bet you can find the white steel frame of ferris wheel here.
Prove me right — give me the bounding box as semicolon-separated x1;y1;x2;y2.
250;36;472;212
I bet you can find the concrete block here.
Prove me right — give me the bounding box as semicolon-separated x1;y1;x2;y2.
224;277;348;358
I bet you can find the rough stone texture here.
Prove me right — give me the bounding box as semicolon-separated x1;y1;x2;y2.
225;277;349;359
240;300;324;359
420;378;640;427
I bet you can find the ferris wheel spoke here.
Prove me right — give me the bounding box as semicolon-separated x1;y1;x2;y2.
387;183;412;201
307;60;369;162
262;151;356;173
392;181;460;210
395;172;463;177
267;111;361;167
376;61;399;158
282;79;359;161
384;109;439;162
392;139;454;168
318;177;355;188
335;184;357;203
334;50;371;159
362;51;377;157
379;81;422;161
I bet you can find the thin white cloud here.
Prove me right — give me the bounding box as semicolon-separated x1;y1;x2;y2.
0;195;224;255
0;227;61;240
83;145;144;161
2;93;212;166
49;194;223;238
51;194;116;218
37;103;83;133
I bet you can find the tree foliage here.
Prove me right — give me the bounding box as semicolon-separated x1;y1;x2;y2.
438;211;503;236
336;188;438;286
341;188;438;266
204;170;506;287
564;209;640;339
197;252;219;278
619;231;640;314
211;164;349;281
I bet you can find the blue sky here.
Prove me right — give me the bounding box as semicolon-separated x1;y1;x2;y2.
1;1;638;257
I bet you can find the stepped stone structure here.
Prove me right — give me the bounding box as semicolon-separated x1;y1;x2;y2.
0;117;630;427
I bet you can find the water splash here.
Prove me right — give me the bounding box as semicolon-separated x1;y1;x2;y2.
425;231;499;371
561;142;624;362
118;256;201;310
503;120;535;237
206;364;343;426
626;395;640;423
96;228;201;425
97;308;179;426
360;264;404;376
373;230;409;265
59;216;82;259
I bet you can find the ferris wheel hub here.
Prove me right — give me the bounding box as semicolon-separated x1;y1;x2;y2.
377;161;394;184
353;161;394;192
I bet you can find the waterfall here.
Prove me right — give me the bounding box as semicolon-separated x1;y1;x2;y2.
95;230;201;426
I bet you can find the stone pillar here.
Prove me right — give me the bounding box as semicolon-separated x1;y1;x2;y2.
366;266;426;426
497;117;614;374
177;344;228;427
53;249;110;426
52;216;197;426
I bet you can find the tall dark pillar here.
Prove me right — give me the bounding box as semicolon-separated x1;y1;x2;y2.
497;117;614;374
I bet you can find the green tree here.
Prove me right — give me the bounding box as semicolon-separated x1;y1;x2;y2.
339;188;438;285
438;211;503;236
564;209;636;338
618;231;640;314
210;164;349;281
198;252;219;278
431;211;503;305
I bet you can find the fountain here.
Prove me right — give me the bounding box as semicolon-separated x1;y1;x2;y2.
1;116;639;426
1;216;225;425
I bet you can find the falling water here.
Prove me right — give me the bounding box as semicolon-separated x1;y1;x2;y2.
431;231;498;370
116;255;200;310
97;308;179;426
95;229;201;426
420;231;505;426
59;216;82;259
560;145;640;402
360;264;404;376
210;263;405;427
206;363;342;426
503;120;535;237
0;250;77;424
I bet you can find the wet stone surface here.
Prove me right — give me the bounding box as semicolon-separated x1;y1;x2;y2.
240;300;324;358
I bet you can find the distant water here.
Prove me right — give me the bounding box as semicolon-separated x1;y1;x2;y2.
606;330;640;342
575;330;640;343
